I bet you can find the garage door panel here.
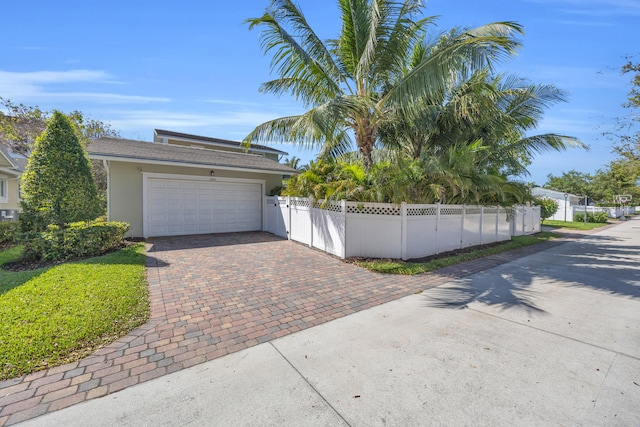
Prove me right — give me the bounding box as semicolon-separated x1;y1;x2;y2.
147;178;262;237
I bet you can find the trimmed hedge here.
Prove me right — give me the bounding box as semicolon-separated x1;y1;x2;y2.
573;211;609;223
0;222;20;244
22;219;130;261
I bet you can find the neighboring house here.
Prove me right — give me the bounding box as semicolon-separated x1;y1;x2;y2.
531;187;581;221
0;144;27;220
87;129;296;238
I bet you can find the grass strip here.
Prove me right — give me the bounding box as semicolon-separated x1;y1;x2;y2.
542;220;610;230
0;246;45;295
0;243;149;380
355;232;559;275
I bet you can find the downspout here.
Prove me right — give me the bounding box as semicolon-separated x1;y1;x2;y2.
102;159;111;220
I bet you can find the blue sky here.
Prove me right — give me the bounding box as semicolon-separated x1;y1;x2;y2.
1;0;637;185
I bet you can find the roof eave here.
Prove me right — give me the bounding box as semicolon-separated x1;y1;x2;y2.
0;167;22;177
88;153;292;175
153;129;288;156
0;149;18;169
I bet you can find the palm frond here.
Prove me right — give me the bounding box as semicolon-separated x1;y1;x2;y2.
384;22;523;111
246;0;344;105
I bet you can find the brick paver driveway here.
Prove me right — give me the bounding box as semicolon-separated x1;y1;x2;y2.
0;231;560;425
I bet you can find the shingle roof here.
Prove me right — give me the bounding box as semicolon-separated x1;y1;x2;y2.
532;187;580;200
0;144;16;168
0;143;27;174
154;129;288;155
12;157;28;172
88;137;296;174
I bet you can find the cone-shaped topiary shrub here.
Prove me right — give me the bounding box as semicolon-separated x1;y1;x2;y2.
20;111;103;231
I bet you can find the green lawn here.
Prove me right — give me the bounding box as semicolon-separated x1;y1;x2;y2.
355;232;559;275
0;244;149;380
542;219;610;230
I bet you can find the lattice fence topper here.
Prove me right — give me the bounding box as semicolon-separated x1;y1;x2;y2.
484;207;501;214
290;198;311;208
345;203;402;215
440;206;464;215
465;207;483;215
406;207;437;216
313;200;344;212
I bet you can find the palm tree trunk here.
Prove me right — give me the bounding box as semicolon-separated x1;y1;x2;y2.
355;118;377;171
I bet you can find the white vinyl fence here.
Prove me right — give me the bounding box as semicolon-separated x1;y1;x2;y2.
265;197;540;260
571;205;637;219
511;205;542;236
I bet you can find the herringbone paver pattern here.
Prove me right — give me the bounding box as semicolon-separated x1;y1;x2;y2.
0;231;573;425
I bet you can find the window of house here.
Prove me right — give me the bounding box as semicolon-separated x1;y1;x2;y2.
0;179;7;203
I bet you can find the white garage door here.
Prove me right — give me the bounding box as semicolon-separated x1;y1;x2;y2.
147;178;262;237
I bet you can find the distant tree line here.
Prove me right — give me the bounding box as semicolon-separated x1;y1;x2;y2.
544;56;640;205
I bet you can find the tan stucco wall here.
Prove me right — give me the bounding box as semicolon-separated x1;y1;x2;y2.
0;175;21;211
107;161;284;237
165;141;281;162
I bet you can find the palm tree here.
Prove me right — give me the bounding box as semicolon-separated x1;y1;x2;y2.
380;70;585;176
244;0;523;170
283;155;302;170
378;30;585;176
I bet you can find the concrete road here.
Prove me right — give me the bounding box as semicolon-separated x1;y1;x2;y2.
21;218;640;426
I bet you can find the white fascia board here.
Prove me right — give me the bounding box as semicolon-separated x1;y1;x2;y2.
88;154;289;176
0;151;17;169
0;167;21;177
158;134;284;156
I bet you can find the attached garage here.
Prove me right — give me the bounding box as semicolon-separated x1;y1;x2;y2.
145;175;263;237
87;133;295;238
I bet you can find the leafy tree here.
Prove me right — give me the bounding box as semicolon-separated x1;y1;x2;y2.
544;170;592;196
585;57;640;204
21;111;103;230
534;197;559;223
245;0;523;170
0;98;47;154
622;57;640;110
0;97;119;154
610;58;640;201
0;97;118;199
615;56;639;164
589;169;616;204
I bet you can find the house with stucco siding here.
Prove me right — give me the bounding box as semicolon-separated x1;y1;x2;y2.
0;144;26;220
87;129;295;238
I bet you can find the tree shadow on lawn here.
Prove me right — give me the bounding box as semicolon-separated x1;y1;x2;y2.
0;267;47;296
1;243;148;295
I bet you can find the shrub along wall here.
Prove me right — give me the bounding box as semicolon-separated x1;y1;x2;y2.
573;211;609;223
0;222;20;245
22;219;130;261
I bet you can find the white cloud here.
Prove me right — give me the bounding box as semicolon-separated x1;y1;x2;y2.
38;92;169;103
552;19;613;27
15;46;46;51
0;69;168;104
533;116;599;135
525;0;640;16
514;65;620;90
109;109;282;133
204;99;263;107
0;69;110;85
